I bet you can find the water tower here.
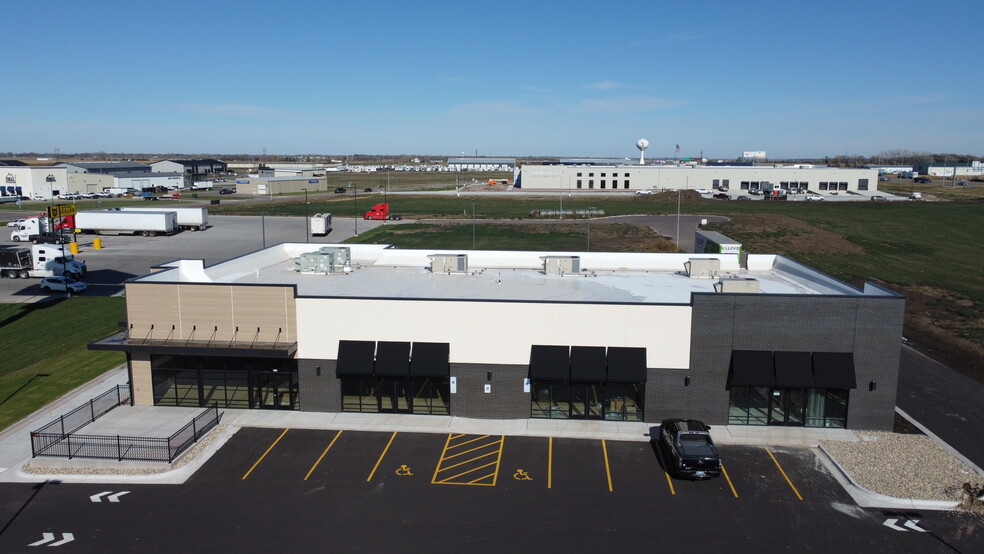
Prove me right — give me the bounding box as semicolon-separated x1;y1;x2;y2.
636;138;649;165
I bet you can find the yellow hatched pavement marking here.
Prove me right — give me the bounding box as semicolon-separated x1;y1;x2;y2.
432;434;505;486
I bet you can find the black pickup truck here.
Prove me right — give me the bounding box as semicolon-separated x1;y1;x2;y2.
655;419;722;480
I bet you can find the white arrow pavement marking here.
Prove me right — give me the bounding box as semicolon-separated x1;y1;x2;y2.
107;491;130;502
28;532;55;546
49;533;75;546
883;518;906;532
90;492;111;503
90;491;130;502
903;519;928;532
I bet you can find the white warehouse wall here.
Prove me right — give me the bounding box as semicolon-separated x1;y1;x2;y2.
295;298;692;369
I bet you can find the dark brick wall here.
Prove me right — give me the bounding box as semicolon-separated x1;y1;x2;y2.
689;293;904;430
451;363;529;419
297;358;339;412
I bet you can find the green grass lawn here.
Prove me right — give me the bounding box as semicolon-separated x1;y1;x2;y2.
0;297;126;431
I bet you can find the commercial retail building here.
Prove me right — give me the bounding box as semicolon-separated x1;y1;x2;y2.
91;241;904;431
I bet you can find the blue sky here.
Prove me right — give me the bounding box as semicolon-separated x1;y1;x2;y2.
2;0;981;158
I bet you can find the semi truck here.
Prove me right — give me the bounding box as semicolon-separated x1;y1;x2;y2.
310;213;332;236
10;217;73;243
73;210;178;236
118;207;208;231
363;203;402;220
0;244;87;279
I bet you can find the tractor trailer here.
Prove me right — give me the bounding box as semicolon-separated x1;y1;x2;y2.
73;210;178;236
0;244;87;279
118;207;208;231
363;203;402;220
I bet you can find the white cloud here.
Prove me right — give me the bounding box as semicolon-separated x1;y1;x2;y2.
583;81;622;91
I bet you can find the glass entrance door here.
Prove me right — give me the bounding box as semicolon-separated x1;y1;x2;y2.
254;371;296;410
568;383;603;420
768;389;805;426
377;379;411;414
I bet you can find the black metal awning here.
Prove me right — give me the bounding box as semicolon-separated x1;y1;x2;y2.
336;340;376;376
374;341;411;377
774;351;815;388
410;342;450;377
529;345;570;380
729;350;775;387
88;330;296;359
606;347;648;383
570;346;606;382
812;352;857;389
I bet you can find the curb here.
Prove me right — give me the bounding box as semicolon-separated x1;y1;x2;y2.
817;444;958;511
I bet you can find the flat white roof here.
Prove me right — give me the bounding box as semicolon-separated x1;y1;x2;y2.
136;244;874;305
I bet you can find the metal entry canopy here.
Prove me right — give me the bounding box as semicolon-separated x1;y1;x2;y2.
570;346;606;381
410;342;450;377
774;351;814;388
811;352;857;389
374;341;411;377
729;350;775;387
606;347;647;382
529;345;570;380
335;340;376;376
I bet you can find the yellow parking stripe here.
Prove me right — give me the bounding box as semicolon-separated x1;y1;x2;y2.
430;433;455;483
304;430;343;481
547;438;553;489
766;448;803;500
446;434;491;450
367;432;397;482
242;428;289;480
653;443;675;495
602;440;614;492
721;464;739;498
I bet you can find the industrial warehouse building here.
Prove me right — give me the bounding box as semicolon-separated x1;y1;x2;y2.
516;164;880;195
91;241;904;431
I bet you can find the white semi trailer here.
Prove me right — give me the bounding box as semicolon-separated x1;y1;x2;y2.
74;210;178;236
118;207;208;231
310;213;332;236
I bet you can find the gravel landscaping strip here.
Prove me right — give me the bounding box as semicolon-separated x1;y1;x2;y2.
821;431;982;502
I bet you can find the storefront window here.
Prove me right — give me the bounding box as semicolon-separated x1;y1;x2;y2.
731;386;847;427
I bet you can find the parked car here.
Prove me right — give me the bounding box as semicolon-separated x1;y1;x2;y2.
957;181;969;186
914;177;931;184
695;189;712;194
655;419;721;480
40;275;87;293
736;195;751;201
634;190;653;195
879;176;890;181
363;187;373;193
805;194;824;201
6;219;25;227
334;187;347;194
96;191;114;198
712;193;730;200
218;188;236;195
870;195;887;201
909;191;922;200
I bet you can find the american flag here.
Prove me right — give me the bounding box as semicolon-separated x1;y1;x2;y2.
675;144;680;153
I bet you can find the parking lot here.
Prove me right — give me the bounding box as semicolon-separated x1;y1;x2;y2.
2;426;978;552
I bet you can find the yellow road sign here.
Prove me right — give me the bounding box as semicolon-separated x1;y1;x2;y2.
47;205;77;218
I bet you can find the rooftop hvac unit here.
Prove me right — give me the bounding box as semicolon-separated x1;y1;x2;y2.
293;246;351;274
715;277;760;293
541;255;580;275
685;258;720;278
429;254;468;273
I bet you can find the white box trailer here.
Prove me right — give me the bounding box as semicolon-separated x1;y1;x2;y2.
74;210;178;236
119;206;208;231
310;213;332;236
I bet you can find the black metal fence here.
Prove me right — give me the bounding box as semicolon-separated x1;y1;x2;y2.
30;385;130;456
31;396;221;463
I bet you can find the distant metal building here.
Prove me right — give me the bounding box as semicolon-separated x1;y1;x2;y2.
446;158;516;171
58;161;151;174
151;159;228;176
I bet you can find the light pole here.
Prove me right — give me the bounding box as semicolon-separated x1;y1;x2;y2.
471;200;476;250
261;211;267;248
353;182;358;236
302;188;309;242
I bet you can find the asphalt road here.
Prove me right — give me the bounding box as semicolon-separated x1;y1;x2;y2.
1;429;979;552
